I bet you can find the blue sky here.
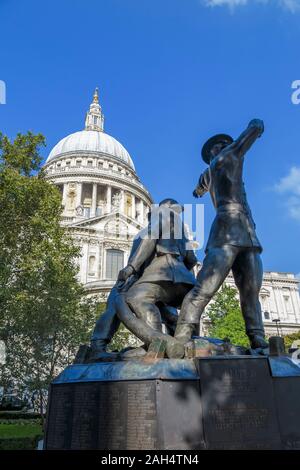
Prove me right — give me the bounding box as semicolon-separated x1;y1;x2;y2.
0;0;300;274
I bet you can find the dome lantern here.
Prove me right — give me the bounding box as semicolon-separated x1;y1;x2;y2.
84;87;104;132
45;88;135;169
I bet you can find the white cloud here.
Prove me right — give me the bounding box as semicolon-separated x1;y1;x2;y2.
203;0;300;13
274;167;300;222
275;167;300;196
280;0;300;12
204;0;247;6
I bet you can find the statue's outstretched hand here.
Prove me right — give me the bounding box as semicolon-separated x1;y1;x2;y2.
248;118;264;136
193;189;200;198
118;265;135;282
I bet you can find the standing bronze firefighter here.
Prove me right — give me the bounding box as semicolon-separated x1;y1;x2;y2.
175;118;268;351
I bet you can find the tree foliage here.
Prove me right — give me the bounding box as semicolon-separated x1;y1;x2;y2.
94;303;141;352
0;132;98;418
108;324;142;352
206;285;250;347
283;330;300;350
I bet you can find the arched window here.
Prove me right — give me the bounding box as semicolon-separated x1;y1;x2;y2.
106;249;124;280
88;256;96;276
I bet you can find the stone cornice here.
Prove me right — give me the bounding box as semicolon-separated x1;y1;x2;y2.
44;150;135;173
263;321;300;327
71;230;134;244
201;317;300;328
71;210;143;226
226;271;299;288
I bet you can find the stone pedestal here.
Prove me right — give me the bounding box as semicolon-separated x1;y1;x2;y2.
44;356;300;450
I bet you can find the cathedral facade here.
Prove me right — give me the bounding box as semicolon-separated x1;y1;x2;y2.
44;90;300;336
44;89;152;301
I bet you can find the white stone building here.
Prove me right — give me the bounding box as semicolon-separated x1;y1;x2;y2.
44;89;300;336
202;270;300;337
44;89;152;301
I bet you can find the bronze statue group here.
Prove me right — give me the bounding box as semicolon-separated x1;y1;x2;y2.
88;119;269;362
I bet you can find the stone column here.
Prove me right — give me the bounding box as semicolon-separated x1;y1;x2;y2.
82;242;89;284
106;185;111;213
293;287;300;323
139;199;144;224
62;183;67;211
289;288;297;322
76;182;82;207
91;183;97;218
120;189;125;214
131;194;136;219
99;244;104;279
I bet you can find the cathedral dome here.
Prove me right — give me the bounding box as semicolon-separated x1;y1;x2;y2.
46;130;134;169
45;88;135;170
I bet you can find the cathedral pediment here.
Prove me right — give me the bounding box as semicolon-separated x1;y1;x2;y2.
68;211;144;233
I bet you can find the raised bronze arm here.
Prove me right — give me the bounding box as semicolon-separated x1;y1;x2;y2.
232;119;264;158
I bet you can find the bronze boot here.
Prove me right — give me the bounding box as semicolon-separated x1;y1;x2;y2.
249;334;269;350
89;339;120;362
174;323;196;344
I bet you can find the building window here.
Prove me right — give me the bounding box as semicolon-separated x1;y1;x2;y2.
87;160;93;167
264;311;270;320
88;255;96;276
76;160;82;167
106;249;124;280
283;295;293;313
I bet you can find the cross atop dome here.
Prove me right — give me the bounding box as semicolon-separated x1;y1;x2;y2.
85;87;104;132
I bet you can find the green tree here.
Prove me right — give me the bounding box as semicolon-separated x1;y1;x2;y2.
283;330;300;351
108;324;141;352
206;285;250;347
0;132;98;420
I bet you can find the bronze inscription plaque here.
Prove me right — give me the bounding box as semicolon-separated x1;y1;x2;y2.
46;380;158;450
196;358;282;449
